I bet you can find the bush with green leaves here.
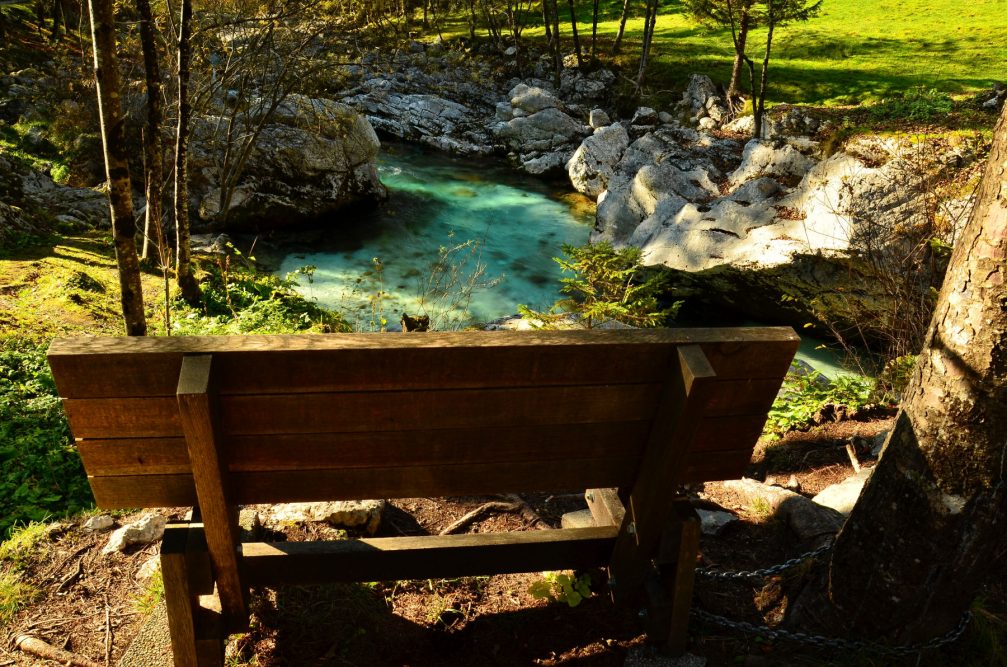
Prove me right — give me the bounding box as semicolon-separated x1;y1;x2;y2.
869;87;955;122
528;571;593;607
764;364;877;437
519;242;681;329
0;343;92;539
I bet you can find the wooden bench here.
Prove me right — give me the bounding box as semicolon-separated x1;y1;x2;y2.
48;328;797;666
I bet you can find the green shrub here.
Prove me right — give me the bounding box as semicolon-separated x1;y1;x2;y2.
764;364;876;437
0;342;93;539
520;241;681;329
169;251;349;336
528;571;593;607
869;87;955;122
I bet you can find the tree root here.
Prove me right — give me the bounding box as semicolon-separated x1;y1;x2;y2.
15;634;101;667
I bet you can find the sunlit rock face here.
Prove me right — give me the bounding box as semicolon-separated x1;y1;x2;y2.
188;95;386;231
582;121;977;340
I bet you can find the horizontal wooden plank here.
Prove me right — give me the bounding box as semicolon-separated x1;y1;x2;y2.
690;415;770;453
48;328;799;398
681;449;754;483
87;457;641;508
76;422;651;476
64;385;661;439
241;526;620;585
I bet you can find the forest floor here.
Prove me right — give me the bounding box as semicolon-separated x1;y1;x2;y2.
3;413;1005;667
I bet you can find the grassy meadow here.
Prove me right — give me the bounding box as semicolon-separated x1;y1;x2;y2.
503;0;1007;106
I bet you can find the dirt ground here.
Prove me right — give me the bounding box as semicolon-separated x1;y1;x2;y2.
3;415;1005;667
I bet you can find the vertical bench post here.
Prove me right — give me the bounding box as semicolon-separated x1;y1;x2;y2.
608;344;716;653
177;354;249;630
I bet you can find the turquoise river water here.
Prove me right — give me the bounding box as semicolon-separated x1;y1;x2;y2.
276;144;593;330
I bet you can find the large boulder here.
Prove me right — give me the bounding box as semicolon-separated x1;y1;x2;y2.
566;124;630;199
344;84;493;156
494;106;591;176
189;95;386;230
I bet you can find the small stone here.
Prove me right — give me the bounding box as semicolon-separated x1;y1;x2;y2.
812;468;873;515
135;555;160;581
83;515;114;532
658;111;675;124
785;474;801;492
696;508;737;535
269;499;386;535
698;117;717;131
503;46;518;57
560;509;595;529
983;97;1000;109
631;106;658;126
102;514;166;555
588;108;611;129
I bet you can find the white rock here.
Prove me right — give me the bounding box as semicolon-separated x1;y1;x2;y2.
588;108;611;129
102;514;166;555
723;114;756;135
728;140;816;189
509;83;561;114
813;468;873;516
698;117;717;131
696;509;737;535
83;515;114;532
566;124;630;199
269;499;386;534
135;555;160;581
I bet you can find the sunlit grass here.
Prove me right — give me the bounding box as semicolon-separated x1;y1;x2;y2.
438;0;1007;107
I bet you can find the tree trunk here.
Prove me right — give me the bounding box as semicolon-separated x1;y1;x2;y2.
136;0;164;264
752;14;774;139
612;0;630;55
566;0;582;67
727;9;750;100
87;0;147;336
634;0;658;92
589;0;598;58
548;0;561;89
790;103;1007;645
173;0;200;305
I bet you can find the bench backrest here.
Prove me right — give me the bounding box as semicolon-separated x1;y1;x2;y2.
48;328;798;510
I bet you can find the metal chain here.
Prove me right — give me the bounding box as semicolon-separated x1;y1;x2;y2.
696;540;835;580
691;607;973;656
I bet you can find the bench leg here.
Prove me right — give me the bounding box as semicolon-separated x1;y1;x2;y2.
162;520;226;667
642;500;700;656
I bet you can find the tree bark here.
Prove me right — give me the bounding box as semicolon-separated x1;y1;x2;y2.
790;103;1007;645
727;8;750;99
612;0;630;55
87;0;147;336
135;0;164;264
173;0;201;305
567;0;582;67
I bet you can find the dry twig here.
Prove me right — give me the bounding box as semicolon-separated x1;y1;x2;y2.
501;494;551;530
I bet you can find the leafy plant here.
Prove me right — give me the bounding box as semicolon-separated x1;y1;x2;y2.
0;342;93;538
528;571;593;607
133;570;165;616
869;87;955;122
764;363;877;437
520;242;681;329
167;249;349;336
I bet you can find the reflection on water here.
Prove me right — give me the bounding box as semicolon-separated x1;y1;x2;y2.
276;144;593;329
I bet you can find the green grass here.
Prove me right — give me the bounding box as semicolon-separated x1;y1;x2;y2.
451;0;1007;107
0;568;38;624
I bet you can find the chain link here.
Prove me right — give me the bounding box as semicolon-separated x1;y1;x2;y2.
696;540;835;580
691;607;973;655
